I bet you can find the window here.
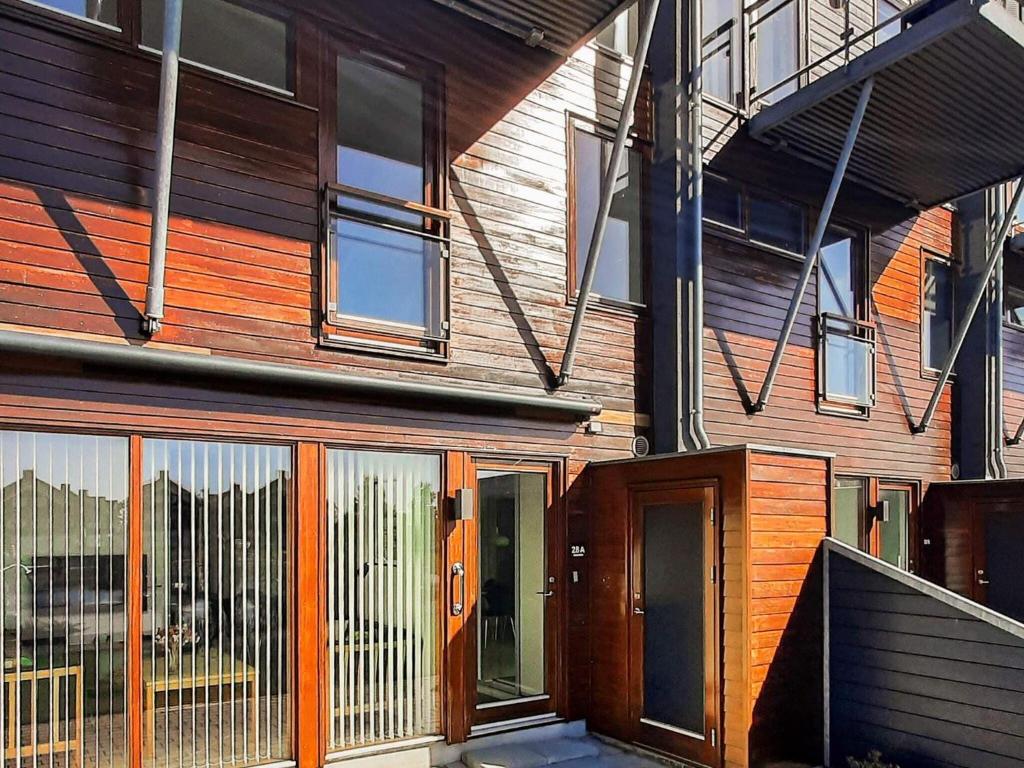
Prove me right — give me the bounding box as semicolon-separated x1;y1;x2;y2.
324;450;440;751
832;477;915;571
570;124;646;307
922;253;955;370
817;228;875;412
17;0;118;26
832;477;866;550
703;174;807;257
325;50;448;356
703;0;742;104
1006;252;1024;326
876;0;903;42
749;0;800;104
595;4;638;57
141;0;292;92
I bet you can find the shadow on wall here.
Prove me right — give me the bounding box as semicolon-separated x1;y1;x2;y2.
750;546;824;768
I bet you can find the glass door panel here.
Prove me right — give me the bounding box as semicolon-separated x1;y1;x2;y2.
142;439;292;768
475;470;548;709
877;487;910;570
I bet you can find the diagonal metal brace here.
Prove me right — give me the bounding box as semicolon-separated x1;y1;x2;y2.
750;77;875;413
914;178;1024;434
554;0;660;388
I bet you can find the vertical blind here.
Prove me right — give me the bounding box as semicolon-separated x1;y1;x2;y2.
142;439;292;768
326;450;440;752
1;431;130;768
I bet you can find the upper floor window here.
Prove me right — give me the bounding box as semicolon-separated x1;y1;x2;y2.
324;47;448;357
817;227;875;413
703;0;741;104
595;4;638;57
922;251;955;370
876;0;903;42
749;0;800;103
569;121;647;308
141;0;292;92
1005;252;1024;327
22;0;118;26
704;174;807;257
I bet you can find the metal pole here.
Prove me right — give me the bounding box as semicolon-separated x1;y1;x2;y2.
915;178;1024;433
555;0;661;387
750;76;874;412
685;0;711;449
142;0;184;336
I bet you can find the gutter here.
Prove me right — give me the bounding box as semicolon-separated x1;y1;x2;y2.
0;332;602;420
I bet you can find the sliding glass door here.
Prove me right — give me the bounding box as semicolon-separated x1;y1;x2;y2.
1;431;130;768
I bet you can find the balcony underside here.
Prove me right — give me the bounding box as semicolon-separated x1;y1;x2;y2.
749;0;1024;213
429;0;632;54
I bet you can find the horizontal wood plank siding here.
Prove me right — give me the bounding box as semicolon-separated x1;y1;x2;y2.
828;551;1024;768
1003;324;1024;476
704;209;954;486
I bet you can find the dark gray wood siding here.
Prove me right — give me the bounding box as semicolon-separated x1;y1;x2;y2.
828;546;1024;768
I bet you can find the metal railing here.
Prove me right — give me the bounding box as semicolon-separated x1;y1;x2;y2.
818;313;877;408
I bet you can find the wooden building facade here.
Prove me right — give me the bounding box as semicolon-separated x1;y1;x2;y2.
2;1;1024;768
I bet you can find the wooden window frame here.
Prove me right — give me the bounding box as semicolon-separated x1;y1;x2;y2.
320;36;450;361
566;115;651;314
702;172;809;261
920;247;957;377
815;224;875;418
0;0;131;42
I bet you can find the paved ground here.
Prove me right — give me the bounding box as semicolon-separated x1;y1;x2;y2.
450;736;678;768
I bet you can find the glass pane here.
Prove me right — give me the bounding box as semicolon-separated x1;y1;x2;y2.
819;231;857;318
142;440;292;767
832;479;864;549
574;130;645;304
334;219;441;332
1005;254;1024;325
825;326;872;404
477;471;547;704
643;502;704;735
702;0;739;103
596;6;638;56
923;259;953;369
142;0;290;91
1;431;129;768
752;0;799;102
748;195;805;254
34;0;118;24
877;489;909;569
325;450;440;750
338;56;425;205
876;0;901;43
704;176;743;229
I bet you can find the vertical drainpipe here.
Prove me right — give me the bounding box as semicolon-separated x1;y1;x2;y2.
683;0;711;450
142;0;184;336
991;187;1009;478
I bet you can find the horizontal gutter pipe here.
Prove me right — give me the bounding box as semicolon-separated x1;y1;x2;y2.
915;177;1024;434
751;76;875;413
142;0;183;336
0;331;602;419
555;0;660;388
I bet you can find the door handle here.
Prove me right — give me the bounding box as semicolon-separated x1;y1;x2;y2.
633;607;645;615
536;591;554;597
451;562;465;616
978;578;991;585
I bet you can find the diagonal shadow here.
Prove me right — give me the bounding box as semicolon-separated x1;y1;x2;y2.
871;297;915;428
713;327;753;411
36;186;143;339
449;175;556;389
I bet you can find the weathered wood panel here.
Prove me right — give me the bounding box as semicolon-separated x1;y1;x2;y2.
1003;325;1024;476
828;546;1024;768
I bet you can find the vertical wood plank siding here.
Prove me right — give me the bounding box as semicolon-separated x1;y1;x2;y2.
703;210;954;485
828;549;1024;768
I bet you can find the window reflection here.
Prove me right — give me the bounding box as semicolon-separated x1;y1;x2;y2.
1;431;130;768
34;0;118;25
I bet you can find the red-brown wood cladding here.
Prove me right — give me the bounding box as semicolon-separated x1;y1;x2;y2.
703;210;955;486
1003;325;1024;476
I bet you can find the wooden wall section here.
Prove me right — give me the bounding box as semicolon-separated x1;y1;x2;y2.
703;208;954;487
1003;325;1024;477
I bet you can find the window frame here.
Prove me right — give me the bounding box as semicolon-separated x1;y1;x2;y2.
815;224;875;417
920;247;957;376
831;476;919;572
320;36;450;360
566;114;651;314
702;172;809;260
591;1;639;61
1;0;128;40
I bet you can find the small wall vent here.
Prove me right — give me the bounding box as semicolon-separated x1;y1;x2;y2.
631;435;650;458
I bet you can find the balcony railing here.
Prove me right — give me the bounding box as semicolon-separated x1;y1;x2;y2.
818;313;877;409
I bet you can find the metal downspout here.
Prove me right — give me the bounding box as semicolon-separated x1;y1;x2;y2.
142;0;184;336
750;76;875;413
914;178;1024;434
992;193;1009;476
684;0;711;449
554;0;661;387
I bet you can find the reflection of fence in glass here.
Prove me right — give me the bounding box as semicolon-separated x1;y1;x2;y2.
142;440;292;768
1;431;129;768
325;450;440;752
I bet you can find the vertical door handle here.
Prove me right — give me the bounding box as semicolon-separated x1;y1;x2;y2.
451;562;465;616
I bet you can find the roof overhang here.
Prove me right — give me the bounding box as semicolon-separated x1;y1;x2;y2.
749;0;1024;211
430;0;634;55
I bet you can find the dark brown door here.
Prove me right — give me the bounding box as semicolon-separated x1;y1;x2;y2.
628;484;719;766
467;460;561;727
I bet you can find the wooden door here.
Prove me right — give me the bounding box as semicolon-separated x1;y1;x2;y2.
628;484;719;766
